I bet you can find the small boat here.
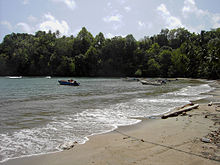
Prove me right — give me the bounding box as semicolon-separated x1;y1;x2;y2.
140;80;166;86
58;79;80;86
46;76;51;79
8;76;22;79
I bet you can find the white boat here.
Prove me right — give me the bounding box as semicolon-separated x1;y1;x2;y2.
8;76;22;79
46;76;51;79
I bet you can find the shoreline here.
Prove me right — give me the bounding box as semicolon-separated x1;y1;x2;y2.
2;80;220;165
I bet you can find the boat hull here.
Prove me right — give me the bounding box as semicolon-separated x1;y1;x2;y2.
58;80;80;86
140;80;165;86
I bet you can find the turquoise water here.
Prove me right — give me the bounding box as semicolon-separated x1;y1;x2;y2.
0;77;214;162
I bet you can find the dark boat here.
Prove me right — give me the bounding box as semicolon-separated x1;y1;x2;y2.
58;80;80;86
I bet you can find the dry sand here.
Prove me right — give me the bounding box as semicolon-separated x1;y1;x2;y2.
2;81;220;165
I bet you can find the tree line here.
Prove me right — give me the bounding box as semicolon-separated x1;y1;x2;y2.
0;27;219;79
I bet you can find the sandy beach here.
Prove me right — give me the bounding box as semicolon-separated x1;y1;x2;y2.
2;81;220;165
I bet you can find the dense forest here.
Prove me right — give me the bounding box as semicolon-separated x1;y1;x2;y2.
0;27;219;79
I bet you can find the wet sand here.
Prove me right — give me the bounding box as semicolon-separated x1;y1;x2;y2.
3;81;220;165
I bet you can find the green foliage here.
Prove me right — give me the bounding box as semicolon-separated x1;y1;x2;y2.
0;27;219;79
135;69;142;77
93;32;105;49
159;49;172;77
76;27;94;55
169;48;189;77
147;59;160;77
84;46;99;76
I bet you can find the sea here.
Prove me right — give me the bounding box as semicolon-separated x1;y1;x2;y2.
0;77;215;163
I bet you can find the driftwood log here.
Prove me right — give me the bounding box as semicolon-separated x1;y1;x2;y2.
208;102;220;106
162;104;199;119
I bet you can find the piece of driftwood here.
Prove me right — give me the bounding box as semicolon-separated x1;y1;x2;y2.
161;104;199;119
208;102;220;106
60;141;78;150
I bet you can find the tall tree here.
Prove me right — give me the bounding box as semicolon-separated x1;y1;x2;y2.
159;49;172;77
75;27;94;55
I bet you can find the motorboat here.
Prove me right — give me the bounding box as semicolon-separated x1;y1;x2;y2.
8;76;22;79
58;79;80;86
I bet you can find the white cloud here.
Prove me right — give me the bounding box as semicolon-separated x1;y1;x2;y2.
182;0;220;30
117;0;127;5
103;14;123;22
72;27;81;36
112;23;123;30
51;0;76;10
138;21;145;28
1;20;33;34
64;0;76;10
105;32;126;39
212;14;220;28
182;0;195;15
1;13;71;36
44;13;55;21
23;0;29;5
138;21;153;30
107;2;112;7
16;22;33;33
1;21;13;31
103;12;124;31
39;13;70;35
124;6;131;12
157;3;170;16
28;15;38;23
105;33;114;38
147;22;153;29
157;4;183;29
138;21;145;31
182;0;208;18
186;24;205;33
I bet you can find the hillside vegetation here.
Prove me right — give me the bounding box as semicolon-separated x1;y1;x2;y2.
0;27;219;79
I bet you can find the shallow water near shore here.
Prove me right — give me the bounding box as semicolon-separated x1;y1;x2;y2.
0;77;215;162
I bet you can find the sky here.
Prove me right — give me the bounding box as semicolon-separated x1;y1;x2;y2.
0;0;220;42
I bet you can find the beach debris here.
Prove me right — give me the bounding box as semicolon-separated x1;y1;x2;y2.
181;112;187;116
60;141;77;150
208;102;213;106
162;104;199;119
207;129;220;144
201;128;220;145
200;128;220;161
201;137;211;143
